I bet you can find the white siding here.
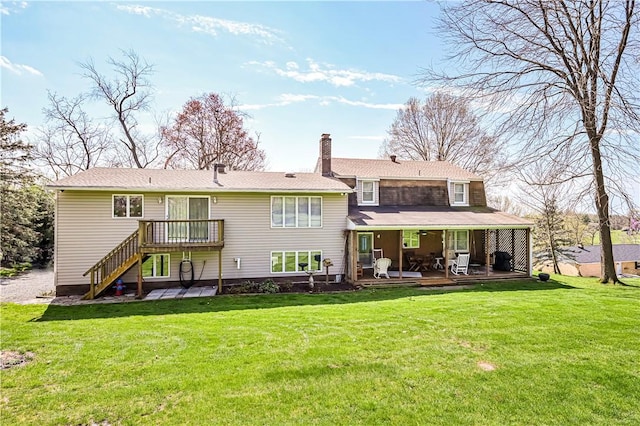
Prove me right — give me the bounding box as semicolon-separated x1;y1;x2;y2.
55;190;348;289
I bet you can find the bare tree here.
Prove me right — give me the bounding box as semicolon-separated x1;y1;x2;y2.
379;93;508;185
161;93;266;171
33;92;112;179
80;49;159;168
422;0;640;283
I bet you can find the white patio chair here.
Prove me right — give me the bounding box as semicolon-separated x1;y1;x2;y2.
373;257;392;279
450;253;470;275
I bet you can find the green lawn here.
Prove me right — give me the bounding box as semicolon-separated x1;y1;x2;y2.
584;229;639;245
2;276;640;425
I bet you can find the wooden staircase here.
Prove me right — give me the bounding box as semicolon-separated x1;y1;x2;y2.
82;230;142;300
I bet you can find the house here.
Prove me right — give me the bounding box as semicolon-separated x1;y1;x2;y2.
542;244;640;277
315;134;533;283
48;134;533;298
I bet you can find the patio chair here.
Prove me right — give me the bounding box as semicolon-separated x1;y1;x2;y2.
373;257;392;279
450;253;470;275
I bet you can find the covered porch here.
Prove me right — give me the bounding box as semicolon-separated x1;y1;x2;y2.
346;206;533;284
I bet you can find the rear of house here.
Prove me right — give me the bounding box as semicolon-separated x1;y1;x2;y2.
49;133;534;298
49;167;352;297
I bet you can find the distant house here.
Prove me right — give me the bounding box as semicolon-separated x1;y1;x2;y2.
540;244;640;277
48;133;534;299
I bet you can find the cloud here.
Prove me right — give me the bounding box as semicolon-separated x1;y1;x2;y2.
116;4;284;45
240;93;402;111
248;59;403;87
0;1;28;15
0;56;43;77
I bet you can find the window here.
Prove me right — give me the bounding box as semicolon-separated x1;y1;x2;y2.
113;195;143;218
403;230;420;248
142;254;170;278
448;230;469;252
449;181;469;206
271;196;322;228
358;179;378;205
271;250;322;273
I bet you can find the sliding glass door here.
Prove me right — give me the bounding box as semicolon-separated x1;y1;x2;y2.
166;196;209;242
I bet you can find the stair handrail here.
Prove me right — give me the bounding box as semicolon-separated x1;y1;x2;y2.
83;229;139;277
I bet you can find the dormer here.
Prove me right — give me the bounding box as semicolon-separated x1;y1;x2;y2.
448;179;470;207
356;178;380;206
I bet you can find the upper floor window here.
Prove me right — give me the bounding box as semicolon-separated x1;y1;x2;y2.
271;196;322;228
113;195;143;218
449;181;469;206
357;179;379;206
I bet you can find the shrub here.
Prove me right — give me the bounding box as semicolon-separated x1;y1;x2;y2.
259;279;280;294
227;280;260;294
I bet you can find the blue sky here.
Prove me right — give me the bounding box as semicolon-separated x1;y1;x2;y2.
1;0;443;172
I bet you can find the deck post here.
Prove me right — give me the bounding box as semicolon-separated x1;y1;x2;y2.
352;230;358;282
398;230;403;279
89;270;95;300
485;229;491;276
218;250;223;293
444;230;449;279
136;253;143;299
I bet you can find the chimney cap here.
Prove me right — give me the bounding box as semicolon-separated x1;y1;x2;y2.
321;133;331;139
390;155;397;163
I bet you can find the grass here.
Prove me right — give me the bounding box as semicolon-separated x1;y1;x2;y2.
1;276;640;425
584;229;639;245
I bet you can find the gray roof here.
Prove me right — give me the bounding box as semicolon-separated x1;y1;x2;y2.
321;158;482;181
348;206;533;230
48;167;353;193
566;244;640;264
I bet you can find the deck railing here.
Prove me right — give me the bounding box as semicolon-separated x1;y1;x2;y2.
139;219;224;248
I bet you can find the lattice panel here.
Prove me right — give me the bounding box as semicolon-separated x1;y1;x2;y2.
486;229;529;273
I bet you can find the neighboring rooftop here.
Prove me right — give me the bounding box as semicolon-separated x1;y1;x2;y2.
48;168;352;193
322;158;482;180
566;244;640;264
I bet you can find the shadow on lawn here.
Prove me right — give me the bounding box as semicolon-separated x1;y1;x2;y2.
35;278;575;322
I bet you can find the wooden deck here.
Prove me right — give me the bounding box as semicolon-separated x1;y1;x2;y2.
357;268;529;287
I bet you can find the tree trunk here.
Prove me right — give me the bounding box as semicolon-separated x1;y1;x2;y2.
590;136;618;284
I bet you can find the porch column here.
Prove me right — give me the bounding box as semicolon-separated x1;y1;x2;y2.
444;230;449;279
526;227;532;277
398;230;403;279
350;230;358;282
136;253;143;299
218;250;223;293
485;229;491;277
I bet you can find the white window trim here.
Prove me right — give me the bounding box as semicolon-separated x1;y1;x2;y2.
165;195;211;219
142;253;170;279
112;194;144;219
449;230;469;252
402;230;420;249
357;179;380;206
270;196;323;228
270;250;323;273
448;180;470;206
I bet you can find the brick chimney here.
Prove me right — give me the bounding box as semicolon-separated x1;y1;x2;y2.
320;133;332;177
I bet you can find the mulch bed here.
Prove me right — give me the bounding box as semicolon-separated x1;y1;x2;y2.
221;281;357;295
